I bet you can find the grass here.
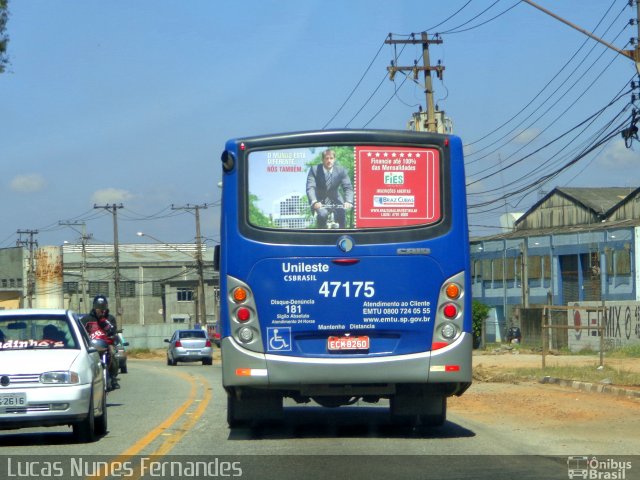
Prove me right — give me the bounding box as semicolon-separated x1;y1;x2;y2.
607;344;640;358
520;365;640;387
474;364;640;387
127;347;165;359
474;342;640;387
480;343;640;358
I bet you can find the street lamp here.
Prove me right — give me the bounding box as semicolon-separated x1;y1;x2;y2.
137;231;207;327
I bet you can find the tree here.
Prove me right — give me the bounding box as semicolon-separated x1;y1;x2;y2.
0;0;9;74
472;300;490;348
248;194;272;228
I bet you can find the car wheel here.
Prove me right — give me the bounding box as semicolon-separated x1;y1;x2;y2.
73;393;96;443
167;356;175;366
120;362;128;374
202;358;212;366
95;388;108;436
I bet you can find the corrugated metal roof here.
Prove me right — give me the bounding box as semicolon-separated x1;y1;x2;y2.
471;218;640;242
61;243;208;264
556;187;637;214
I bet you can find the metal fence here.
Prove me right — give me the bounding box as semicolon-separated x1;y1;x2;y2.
541;305;604;368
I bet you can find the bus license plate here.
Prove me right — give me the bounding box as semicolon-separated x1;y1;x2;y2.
0;393;27;407
327;336;370;351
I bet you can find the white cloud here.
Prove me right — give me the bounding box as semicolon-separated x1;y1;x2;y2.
514;128;540;144
598;139;639;169
10;174;46;193
91;188;135;204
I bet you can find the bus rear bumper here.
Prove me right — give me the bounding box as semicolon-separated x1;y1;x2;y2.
221;334;472;397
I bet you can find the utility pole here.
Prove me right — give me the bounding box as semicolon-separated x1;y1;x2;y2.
522;0;640;74
172;204;208;327
59;221;92;311
16;229;38;308
521;241;529;308
94;204;123;328
385;32;444;132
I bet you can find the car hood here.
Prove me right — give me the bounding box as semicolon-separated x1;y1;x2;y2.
0;350;82;374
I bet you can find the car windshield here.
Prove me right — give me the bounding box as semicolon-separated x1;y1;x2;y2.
179;330;206;339
0;315;78;350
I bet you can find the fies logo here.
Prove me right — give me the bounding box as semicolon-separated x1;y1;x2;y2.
383;171;404;185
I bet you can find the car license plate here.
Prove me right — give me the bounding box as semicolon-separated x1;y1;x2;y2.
0;393;27;407
327;336;370;351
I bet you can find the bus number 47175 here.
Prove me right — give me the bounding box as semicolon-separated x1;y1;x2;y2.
318;281;375;298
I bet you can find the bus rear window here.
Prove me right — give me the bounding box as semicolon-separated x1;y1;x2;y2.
247;145;441;230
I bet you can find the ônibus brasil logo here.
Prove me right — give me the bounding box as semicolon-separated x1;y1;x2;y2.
567;456;632;479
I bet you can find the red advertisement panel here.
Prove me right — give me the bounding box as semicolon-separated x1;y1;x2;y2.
355;146;441;227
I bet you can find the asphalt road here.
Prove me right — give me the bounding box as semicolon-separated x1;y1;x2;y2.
0;357;637;480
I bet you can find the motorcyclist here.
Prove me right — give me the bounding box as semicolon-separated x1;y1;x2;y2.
81;295;120;389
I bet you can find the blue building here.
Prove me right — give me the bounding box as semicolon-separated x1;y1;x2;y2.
470;187;640;338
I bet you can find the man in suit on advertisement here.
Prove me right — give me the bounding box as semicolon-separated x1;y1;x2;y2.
306;148;354;228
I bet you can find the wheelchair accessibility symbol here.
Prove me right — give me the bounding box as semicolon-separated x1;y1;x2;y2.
267;327;292;352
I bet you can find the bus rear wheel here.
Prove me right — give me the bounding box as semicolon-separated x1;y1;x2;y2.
390;395;447;427
226;389;283;428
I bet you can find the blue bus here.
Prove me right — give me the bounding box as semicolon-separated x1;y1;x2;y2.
217;129;471;427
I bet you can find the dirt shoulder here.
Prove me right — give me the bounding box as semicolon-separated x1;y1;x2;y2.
473;349;640;374
448;350;640;455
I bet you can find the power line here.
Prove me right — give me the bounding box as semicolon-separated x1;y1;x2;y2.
467;77;632;192
466;4;628;166
468;110;631;212
363;74;409;127
322;39;387;129
439;0;521;35
465;0;622;150
437;0;504;35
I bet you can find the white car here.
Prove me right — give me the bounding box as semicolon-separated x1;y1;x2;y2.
0;309;107;442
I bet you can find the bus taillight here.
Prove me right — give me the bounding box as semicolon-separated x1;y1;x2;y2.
233;287;248;303
431;272;466;351
445;283;461;299
443;304;457;319
440;322;457;339
236;307;251;322
238;327;253;342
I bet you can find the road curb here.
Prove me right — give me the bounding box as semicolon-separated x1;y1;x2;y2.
540;376;640;399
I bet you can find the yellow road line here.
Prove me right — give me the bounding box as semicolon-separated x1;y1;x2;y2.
151;374;212;456
114;373;212;480
86;366;209;480
119;369;197;456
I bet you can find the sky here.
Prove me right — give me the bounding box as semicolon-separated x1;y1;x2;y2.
1;0;639;249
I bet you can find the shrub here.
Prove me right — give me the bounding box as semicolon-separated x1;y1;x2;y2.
472;300;491;343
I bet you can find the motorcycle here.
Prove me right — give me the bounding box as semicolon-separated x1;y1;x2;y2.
86;319;118;392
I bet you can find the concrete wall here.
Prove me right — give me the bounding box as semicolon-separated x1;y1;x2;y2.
120;324;180;349
119;323;212;350
568;301;640;352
